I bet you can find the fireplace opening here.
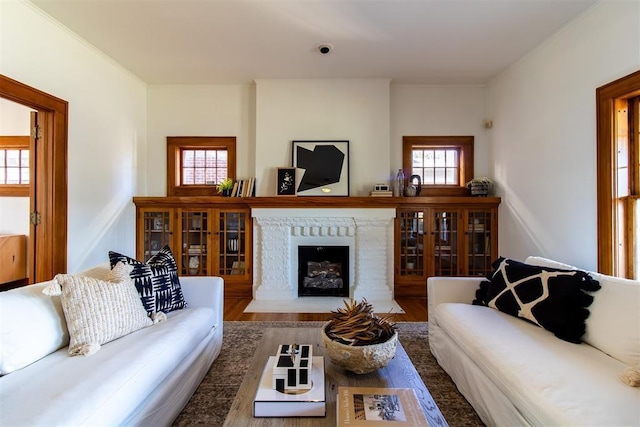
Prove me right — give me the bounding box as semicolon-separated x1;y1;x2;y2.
298;245;349;297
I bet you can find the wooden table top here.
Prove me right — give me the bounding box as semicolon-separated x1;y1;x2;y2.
223;327;448;427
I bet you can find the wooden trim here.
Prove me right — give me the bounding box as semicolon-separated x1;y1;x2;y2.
402;136;474;196
596;69;640;276
133;196;501;209
166;136;236;196
0;74;68;282
0;185;29;197
0;135;29;148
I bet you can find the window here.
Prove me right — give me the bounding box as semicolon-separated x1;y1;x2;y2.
402;136;473;196
167;137;236;196
0;136;30;196
596;70;640;278
412;148;459;185
181;149;227;186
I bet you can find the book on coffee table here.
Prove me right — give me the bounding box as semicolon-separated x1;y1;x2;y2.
253;356;326;417
337;387;428;426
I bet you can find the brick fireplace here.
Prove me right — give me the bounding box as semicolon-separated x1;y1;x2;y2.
252;208;396;302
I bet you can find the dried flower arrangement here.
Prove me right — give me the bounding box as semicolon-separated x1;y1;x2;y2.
324;299;396;346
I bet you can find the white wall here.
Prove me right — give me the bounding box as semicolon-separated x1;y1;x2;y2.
488;0;640;269
145;84;253;196
391;84;490;178
0;98;31;236
255;79;392;196
1;0;147;272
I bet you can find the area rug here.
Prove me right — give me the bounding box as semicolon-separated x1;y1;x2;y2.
243;297;405;314
173;321;483;426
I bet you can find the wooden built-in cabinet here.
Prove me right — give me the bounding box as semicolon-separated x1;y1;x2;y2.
395;199;499;297
135;198;252;297
134;196;499;299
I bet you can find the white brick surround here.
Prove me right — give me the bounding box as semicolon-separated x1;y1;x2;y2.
252;208;396;302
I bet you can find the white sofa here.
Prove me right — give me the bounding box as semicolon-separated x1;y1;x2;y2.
0;264;224;427
428;256;640;426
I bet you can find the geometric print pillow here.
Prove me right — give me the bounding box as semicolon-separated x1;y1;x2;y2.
473;257;600;343
108;246;186;315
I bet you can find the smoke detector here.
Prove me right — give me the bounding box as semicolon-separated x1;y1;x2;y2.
316;43;333;55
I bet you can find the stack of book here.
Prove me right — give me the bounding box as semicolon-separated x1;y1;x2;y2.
370;190;393;197
230;261;245;275
468;223;485;232
231;177;256;197
187;244;204;255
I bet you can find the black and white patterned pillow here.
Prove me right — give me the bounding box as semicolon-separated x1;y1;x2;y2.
473;257;600;343
108;246;186;315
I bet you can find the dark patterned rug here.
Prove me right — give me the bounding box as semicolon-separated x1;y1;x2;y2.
173;321;484;426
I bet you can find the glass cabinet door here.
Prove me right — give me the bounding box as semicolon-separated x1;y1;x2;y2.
216;210;248;277
141;209;173;260
465;210;494;276
397;209;424;277
180;210;209;276
431;209;460;276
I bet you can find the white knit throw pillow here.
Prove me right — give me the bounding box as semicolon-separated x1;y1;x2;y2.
52;263;153;356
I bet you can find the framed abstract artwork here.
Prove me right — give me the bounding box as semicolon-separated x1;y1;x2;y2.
292;140;349;196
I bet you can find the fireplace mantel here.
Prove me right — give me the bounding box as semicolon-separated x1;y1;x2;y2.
133;195;501;208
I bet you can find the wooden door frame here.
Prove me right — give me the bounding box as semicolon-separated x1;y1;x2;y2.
0;74;68;282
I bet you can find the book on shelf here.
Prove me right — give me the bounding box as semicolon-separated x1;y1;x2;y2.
337;387;428;426
188;244;205;255
468;223;485;232
230;261;245;275
232;177;256;197
253;356;325;417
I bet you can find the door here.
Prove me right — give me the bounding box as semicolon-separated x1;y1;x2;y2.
396;208;425;279
215;209;250;281
138;207;175;261
428;208;461;276
1;75;68;283
464;209;495;276
179;208;210;276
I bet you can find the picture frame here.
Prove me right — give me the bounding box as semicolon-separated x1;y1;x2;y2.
276;167;297;196
292;140;349;196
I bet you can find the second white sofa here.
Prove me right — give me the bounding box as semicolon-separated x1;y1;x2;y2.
428;256;640;426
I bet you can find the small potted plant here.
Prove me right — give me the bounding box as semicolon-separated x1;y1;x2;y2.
321;299;397;374
216;178;234;196
466;177;493;197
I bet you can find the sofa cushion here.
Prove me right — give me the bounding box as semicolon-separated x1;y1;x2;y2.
525;256;640;370
434;302;640;426
0;280;69;375
109;246;186;314
54;263;153;356
474;257;600;343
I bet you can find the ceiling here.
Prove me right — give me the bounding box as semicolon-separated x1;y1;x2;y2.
30;0;597;85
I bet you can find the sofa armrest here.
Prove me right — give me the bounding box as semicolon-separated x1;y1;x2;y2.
427;277;484;325
179;276;224;326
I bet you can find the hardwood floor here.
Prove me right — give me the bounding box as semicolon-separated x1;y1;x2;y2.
223;297;428;321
